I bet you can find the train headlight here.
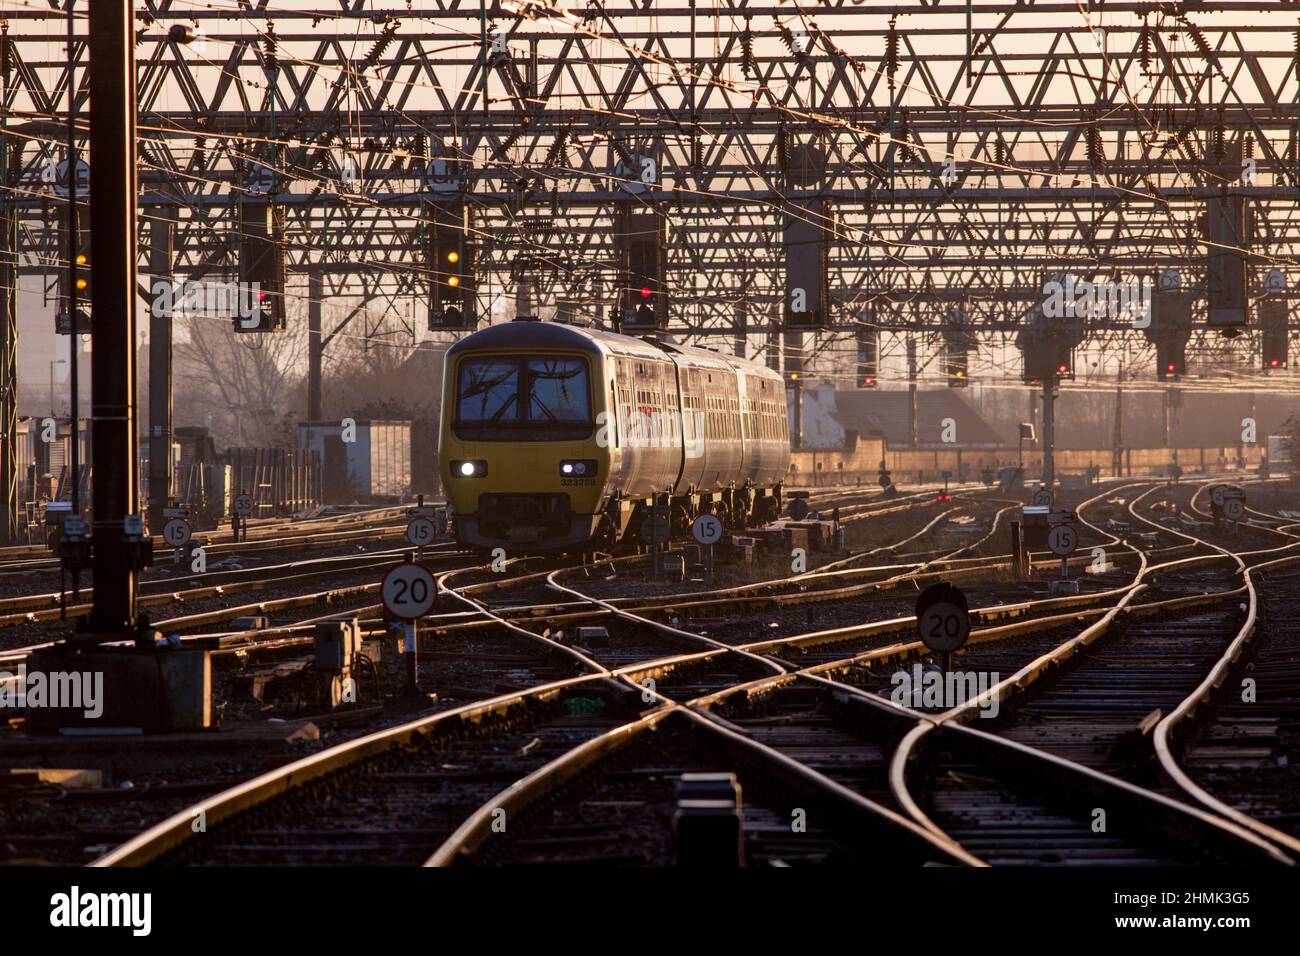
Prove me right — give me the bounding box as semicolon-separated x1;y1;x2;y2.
559;460;597;477
452;460;487;478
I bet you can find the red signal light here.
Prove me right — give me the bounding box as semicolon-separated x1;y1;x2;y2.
258;291;268;302
1167;362;1177;372
640;286;652;298
1057;363;1068;374
1271;359;1281;367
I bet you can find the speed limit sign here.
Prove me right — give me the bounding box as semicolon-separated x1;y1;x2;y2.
162;517;192;548
233;494;254;517
406;517;437;547
1210;485;1227;508
1223;498;1245;521
691;513;723;546
1047;524;1079;557
915;582;971;653
1033;488;1053;508
382;561;436;620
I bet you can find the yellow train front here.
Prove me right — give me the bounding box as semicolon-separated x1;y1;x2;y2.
439;318;790;552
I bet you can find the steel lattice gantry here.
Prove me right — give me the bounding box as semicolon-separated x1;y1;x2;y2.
1;1;1298;361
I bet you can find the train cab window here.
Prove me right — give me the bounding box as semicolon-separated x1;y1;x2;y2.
456;357;518;424
455;354;592;440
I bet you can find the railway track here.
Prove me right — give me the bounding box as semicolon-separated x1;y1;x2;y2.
12;475;1290;867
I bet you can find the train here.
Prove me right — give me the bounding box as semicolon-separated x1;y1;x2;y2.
438;318;791;552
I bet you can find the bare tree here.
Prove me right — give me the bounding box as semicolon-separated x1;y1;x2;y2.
173;312;306;448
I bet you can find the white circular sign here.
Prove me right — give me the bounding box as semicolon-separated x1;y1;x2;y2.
691;513;723;546
406;517;437;547
1210;485;1227;507
1223;499;1245;521
163;518;192;547
1033;489;1053;508
1158;268;1182;292
918;601;970;653
1265;269;1286;294
382;562;436;620
233;494;254;517
1047;524;1079;557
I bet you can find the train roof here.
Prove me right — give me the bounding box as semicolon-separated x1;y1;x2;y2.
445;319;662;360
447;319;783;382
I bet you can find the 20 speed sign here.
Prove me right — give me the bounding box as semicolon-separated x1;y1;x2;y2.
1210;485;1227;508
162;518;192;548
915;582;971;653
691;513;723;546
1047;524;1079;557
382;562;436;620
1033;488;1054;508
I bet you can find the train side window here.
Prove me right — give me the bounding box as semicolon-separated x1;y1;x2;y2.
609;379;619;448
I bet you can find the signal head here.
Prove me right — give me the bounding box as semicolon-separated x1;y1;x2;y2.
446;250;460;264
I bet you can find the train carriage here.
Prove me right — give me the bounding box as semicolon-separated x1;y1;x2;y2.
439;318;790;551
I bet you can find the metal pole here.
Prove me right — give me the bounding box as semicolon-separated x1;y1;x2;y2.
404;621;418;693
0;21;17;546
308;271;323;420
1042;381;1055;489
65;1;80;516
1009;519;1023;579
1113;358;1124;477
147;209;173;533
480;0;488;116
84;0;139;637
907;335;918;446
965;0;973;88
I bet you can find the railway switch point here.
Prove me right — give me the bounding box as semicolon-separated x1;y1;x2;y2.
673;773;745;867
575;627;610;649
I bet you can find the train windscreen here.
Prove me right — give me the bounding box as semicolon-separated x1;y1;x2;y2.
455;355;592;440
